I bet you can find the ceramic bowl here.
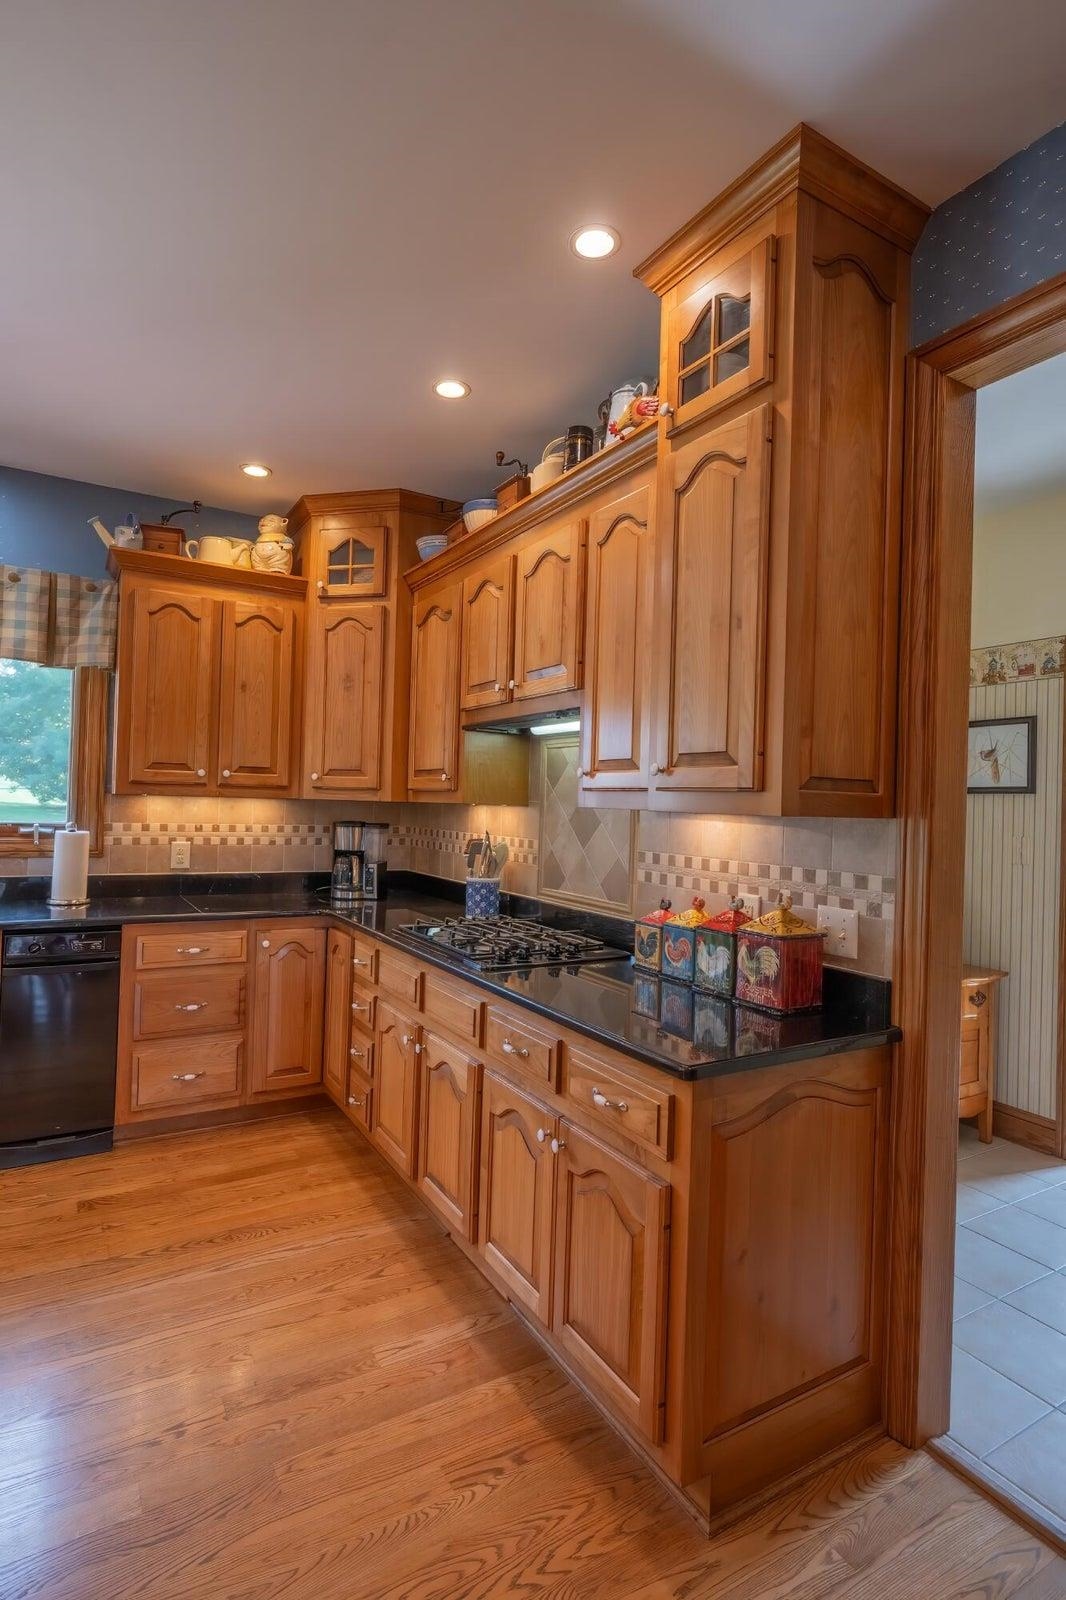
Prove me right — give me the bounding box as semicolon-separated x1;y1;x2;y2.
462;498;498;535
416;534;449;562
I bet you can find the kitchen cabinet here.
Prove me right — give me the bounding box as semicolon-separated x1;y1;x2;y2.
305;516;389;599
109;551;305;797
460;554;514;711
580;468;656;793
477;1071;557;1325
408;580;462;793
512;518;584;701
959;966;1006;1143
322;927;353;1106
372;1000;421;1176
417;1030;481;1238
248;923;326;1096
303;605;385;792
552;1121;670;1441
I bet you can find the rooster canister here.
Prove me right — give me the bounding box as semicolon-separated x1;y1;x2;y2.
634;899;673;971
694;898;749;999
735;894;825;1014
660;897;713;983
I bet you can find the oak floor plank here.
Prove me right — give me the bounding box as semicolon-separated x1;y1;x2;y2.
1;1110;1063;1600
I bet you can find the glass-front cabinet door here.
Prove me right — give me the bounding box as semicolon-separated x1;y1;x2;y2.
312;517;388;598
666;233;775;431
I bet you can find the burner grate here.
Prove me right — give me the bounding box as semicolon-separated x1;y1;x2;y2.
397;915;628;972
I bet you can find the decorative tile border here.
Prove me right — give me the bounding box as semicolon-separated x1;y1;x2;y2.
389;823;538;869
971;636;1064;686
637;852;896;920
107;820;331;849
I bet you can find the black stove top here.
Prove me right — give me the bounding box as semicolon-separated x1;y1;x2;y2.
396;915;628;973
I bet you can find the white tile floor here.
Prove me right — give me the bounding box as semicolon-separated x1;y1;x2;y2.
951;1125;1066;1523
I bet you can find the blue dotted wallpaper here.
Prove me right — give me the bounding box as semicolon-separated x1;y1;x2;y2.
911;120;1065;346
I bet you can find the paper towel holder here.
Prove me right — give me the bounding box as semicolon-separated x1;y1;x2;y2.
48;822;91;908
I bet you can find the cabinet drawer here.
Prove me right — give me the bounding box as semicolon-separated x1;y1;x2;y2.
377;948;423;1007
132;968;245;1039
423;970;484;1045
132;1034;242;1111
350;932;379;985
484;1006;559;1089
133;926;248;970
564;1046;674;1158
347;1033;375;1079
349;989;377;1031
345;1065;373;1131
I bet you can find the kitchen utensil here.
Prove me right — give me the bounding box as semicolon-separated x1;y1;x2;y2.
494;840;509;873
530;437;566;493
139;524;184;556
465;837;483;872
599;381;656;442
563;425;594;471
462;499;498;535
494;453;531;511
184;535;253;568
416;534;449;562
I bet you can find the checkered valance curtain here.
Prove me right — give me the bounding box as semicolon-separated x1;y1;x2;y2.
0;567;117;669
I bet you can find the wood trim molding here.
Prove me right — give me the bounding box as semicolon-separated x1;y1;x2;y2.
889;272;1066;1451
286;487;461;522
992;1102;1057;1157
0;664;109;859
106;547;308;597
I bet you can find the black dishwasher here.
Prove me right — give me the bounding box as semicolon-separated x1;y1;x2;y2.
0;928;121;1168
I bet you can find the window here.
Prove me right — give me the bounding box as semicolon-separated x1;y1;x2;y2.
0;664;108;856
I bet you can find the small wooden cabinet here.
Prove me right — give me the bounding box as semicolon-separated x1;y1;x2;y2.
372;1000;421;1176
303;604;385;792
512;517;584;701
960;966;1006;1143
477;1071;557;1325
408;581;462;793
417;1030;481;1238
216;596;300;791
460;555;514;710
322;927;353;1106
248;923;326;1096
115;579;217;791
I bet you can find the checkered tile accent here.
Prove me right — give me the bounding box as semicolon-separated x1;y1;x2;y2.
106;820;332;849
389;823;537;869
637;852;896;920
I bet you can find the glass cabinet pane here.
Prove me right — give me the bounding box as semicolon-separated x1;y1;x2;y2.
680;365;711;406
714;340;750;384
717;294;750;345
680;303;713;370
326;538;375;587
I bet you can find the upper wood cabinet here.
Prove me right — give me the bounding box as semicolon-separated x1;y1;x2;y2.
512;518;584;701
303;604;385;792
665;234;775;431
409;580;462;793
110;552;305;797
248;922;325;1096
460;555;514;710
307;517;388;599
580;468;656;794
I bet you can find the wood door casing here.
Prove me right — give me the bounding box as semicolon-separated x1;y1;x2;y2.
654;403;772;794
552;1121;670;1442
119;582;217;789
417;1031;481;1238
478;1071;557;1324
249;924;326;1095
322;927;352;1106
217;598;299;791
408;583;461;791
372;1000;421;1177
512;520;584;701
460;555;514;710
305;604;385;791
581;473;655;791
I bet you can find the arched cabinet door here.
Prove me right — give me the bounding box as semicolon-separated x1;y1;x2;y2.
119;582;218;789
408;583;461;792
477;1071;557;1325
312;518;388;599
372;1001;421;1177
512;518;585;700
249;924;325;1095
321;928;352;1106
305;604;385;791
551;1122;670;1442
417;1031;481;1238
460;556;514;710
217;598;299;791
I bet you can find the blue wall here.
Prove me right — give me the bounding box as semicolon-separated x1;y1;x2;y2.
0;465;260;580
911;120;1066;345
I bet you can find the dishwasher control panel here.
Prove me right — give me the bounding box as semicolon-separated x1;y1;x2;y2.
2;929;122;965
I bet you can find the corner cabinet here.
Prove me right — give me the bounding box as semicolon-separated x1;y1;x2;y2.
109;550;305;797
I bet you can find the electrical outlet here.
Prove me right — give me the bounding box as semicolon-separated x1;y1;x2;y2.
816;905;858;960
734;892;761;919
170;839;191;870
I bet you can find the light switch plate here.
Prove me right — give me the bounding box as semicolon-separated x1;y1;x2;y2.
816;905;858;960
734;892;761;919
171;839;191;870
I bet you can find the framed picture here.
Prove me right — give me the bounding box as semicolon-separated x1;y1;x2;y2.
967;715;1037;794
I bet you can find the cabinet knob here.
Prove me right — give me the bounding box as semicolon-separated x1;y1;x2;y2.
221;768;231;778
440;772;449;782
196;768;206;778
352;1000;369;1013
501;1038;529;1059
347;1094;364;1107
401;1033;413;1047
508;679;516;690
350;1045;365;1058
310;772;320;782
316;579;325;591
659;402;674;418
592;1087;629;1113
494;682;502;692
173;1002;207;1013
650;762;660;775
261;939;271;949
536;1127;547;1143
550;1137;566;1155
171;1071;206;1082
176;946;205;956
576;766;584;778
973;989;988;1008
352;957;369;968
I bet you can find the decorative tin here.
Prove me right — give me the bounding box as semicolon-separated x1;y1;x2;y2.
693;991;734;1056
465;876;501;917
634;899;673;971
661;897;714;983
735;894;825;1014
694;897;750;998
659;978;695;1039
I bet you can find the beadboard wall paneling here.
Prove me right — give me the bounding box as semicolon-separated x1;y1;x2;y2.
964;675;1063;1118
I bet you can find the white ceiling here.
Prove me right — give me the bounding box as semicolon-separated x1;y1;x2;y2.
2;0;1065;513
975;351;1066;507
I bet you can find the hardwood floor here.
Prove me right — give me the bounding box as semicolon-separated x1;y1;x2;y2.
1;1110;1063;1599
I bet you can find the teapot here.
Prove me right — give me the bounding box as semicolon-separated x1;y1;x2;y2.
598;380;658;442
529;437;567;494
184;535;253;568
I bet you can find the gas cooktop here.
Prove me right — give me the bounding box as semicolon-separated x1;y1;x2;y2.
396;915;628;973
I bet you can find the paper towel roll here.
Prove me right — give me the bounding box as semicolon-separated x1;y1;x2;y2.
49;826;90;906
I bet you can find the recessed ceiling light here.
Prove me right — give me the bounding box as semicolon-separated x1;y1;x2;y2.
570;225;620;260
434;379;470;399
240;462;271;478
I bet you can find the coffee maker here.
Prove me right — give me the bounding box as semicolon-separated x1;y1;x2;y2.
330;821;387;906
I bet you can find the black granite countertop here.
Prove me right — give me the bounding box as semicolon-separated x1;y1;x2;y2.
0;872;899;1080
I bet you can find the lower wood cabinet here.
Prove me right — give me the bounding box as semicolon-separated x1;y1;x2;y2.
477;1071;557;1326
417;1031;481;1238
372;1000;421;1176
322;927;353;1106
249;923;326;1096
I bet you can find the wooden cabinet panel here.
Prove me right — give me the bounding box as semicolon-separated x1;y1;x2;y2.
349;989;377;1033
417;1031;481;1238
512;520;584;701
216;598;298;792
132;926;247;970
409;582;461;792
131;1034;242;1112
461;556;514;710
376;948;423;1008
959;969;1003;1143
372;1001;421;1176
347;1028;374;1080
248;924;325;1095
422;970;483;1045
484;1006;559;1090
564;1045;674;1159
118;583;217;789
552;1122;670;1441
666;233;775;431
310;518;388;598
345;1064;373;1131
581;473;655;792
322;927;352;1106
349;931;379;985
653;404;772;794
478;1071;557;1324
305;604;384;792
132;968;245;1040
